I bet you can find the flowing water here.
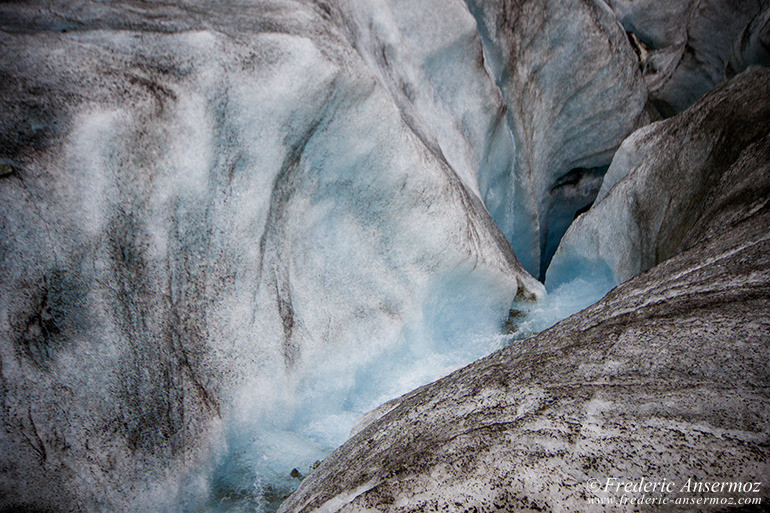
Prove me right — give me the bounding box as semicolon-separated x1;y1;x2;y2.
173;267;611;512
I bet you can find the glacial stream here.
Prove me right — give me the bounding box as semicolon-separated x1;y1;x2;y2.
174;269;611;513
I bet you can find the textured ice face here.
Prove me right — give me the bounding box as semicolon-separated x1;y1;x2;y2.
729;7;770;74
5;0;763;511
332;0;511;196
277;68;770;513
602;0;769;114
0;1;545;511
189;264;522;511
547;68;770;291
466;0;648;278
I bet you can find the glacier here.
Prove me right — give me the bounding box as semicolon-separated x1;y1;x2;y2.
280;67;770;513
467;0;648;278
604;0;770;114
0;0;768;512
547;67;770;290
0;1;543;511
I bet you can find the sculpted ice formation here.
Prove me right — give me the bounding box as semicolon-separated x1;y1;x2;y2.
330;0;512;197
467;0;648;278
0;1;541;510
279;69;770;513
1;0;767;511
603;0;770;114
548;67;770;290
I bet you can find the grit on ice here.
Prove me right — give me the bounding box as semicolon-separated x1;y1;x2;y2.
0;0;768;512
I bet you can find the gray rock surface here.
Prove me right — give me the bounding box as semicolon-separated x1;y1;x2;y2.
548;67;770;290
467;0;648;278
0;1;542;511
603;0;770;114
280;92;770;512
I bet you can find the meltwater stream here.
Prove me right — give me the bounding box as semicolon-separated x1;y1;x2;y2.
175;271;611;512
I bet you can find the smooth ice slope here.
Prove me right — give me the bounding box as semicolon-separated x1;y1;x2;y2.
0;2;542;511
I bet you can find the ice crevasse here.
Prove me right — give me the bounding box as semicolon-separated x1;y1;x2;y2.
1;0;768;511
0;1;541;511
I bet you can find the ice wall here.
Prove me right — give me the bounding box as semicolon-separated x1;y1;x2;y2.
331;0;512;197
0;2;542;511
325;0;653;280
466;0;648;278
602;0;770;114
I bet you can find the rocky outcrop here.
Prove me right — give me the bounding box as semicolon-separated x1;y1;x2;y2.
467;0;648;277
280;81;770;512
0;1;542;511
603;0;770;115
547;67;770;290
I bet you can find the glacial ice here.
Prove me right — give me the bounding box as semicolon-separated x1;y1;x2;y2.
278;67;770;513
2;0;766;512
185;265;521;511
548;67;770;290
729;5;770;74
466;0;648;278
0;1;542;511
603;0;770;114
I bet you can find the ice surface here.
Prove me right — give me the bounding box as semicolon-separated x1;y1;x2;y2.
547;68;770;290
177;265;520;511
465;0;648;276
333;0;510;197
602;0;768;113
278;68;770;513
10;0;760;511
0;2;542;511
